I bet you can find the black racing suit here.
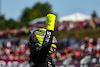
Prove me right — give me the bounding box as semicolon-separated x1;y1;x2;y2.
29;30;55;67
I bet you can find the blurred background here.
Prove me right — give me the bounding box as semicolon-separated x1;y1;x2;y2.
0;0;100;67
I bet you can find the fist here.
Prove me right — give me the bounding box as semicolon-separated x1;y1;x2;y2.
46;14;56;24
46;14;56;31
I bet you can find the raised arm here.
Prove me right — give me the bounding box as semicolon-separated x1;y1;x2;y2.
39;14;56;57
29;14;56;64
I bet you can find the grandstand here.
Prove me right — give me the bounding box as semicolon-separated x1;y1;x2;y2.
0;0;100;67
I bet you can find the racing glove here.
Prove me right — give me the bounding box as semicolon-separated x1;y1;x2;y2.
46;14;56;31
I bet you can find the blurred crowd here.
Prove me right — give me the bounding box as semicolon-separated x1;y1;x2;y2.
0;27;30;38
0;17;100;38
0;17;100;66
0;37;100;65
50;37;100;66
55;17;100;31
0;39;30;60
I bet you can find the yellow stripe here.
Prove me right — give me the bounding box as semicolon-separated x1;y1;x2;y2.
51;44;56;48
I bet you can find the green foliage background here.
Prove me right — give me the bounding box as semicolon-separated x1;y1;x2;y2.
0;2;53;30
0;2;99;38
54;28;100;38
